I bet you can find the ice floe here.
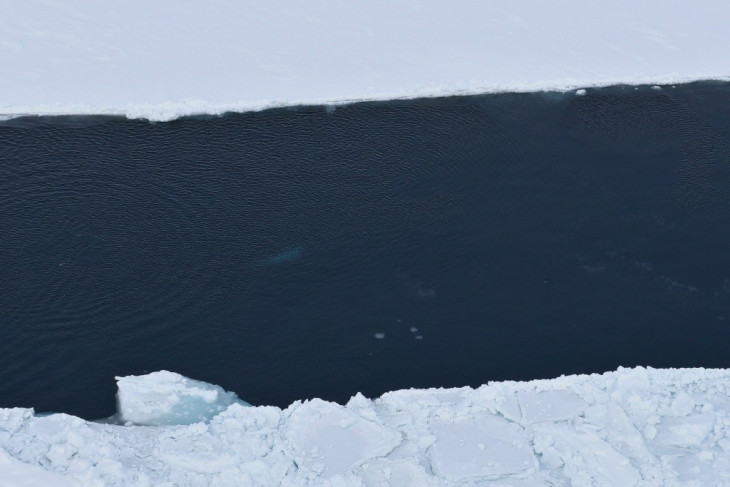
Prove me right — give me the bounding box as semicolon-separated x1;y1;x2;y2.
1;1;729;121
115;371;248;426
3;367;730;485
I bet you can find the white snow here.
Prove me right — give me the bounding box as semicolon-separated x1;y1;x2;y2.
3;367;730;486
1;1;729;121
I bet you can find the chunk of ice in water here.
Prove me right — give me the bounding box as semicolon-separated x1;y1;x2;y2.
115;370;249;426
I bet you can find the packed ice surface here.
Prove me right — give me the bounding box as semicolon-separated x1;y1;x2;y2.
115;371;249;426
3;367;730;486
1;1;729;121
0;448;74;487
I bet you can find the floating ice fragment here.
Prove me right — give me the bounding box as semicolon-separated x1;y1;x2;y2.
115;370;249;426
409;327;418;333
374;333;385;339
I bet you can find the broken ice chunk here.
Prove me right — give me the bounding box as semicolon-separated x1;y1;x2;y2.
115;371;249;426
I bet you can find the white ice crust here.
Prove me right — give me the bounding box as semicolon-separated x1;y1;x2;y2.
1;1;729;121
3;367;730;486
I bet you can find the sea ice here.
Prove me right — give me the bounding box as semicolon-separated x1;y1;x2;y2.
3;367;730;486
1;1;729;121
0;447;74;487
284;399;401;478
428;415;537;481
115;371;248;426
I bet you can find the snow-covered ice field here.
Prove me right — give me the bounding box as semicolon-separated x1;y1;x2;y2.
3;1;730;485
1;0;729;121
3;367;730;486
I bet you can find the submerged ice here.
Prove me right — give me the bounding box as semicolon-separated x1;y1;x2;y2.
258;246;303;267
115;371;249;426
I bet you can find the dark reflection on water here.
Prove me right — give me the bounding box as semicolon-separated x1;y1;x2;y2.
1;83;729;419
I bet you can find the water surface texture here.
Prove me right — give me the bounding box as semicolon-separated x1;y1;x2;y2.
2;84;729;419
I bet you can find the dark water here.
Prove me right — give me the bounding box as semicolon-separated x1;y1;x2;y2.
1;83;729;419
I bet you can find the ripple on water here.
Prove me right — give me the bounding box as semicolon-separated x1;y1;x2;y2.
2;87;730;418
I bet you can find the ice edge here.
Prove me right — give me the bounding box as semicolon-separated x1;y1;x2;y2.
2;76;729;123
3;366;730;485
